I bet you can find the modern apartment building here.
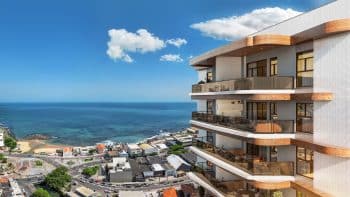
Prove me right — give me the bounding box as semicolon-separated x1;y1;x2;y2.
188;1;350;196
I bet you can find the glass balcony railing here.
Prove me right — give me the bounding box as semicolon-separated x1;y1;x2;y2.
192;162;288;197
192;76;294;93
192;138;294;176
192;164;249;196
192;112;294;134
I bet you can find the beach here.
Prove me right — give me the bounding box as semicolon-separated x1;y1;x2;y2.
17;139;67;154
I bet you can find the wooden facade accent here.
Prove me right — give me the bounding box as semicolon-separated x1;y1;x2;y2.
191;124;292;146
292;139;350;158
192;122;350;157
253;34;291;46
191;19;350;66
192;92;333;101
291;180;333;197
248;181;291;190
291;93;333;101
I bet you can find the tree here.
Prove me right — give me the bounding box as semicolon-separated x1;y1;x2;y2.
169;144;186;155
35;160;43;166
44;166;71;192
31;188;50;197
4;136;17;151
82;166;99;177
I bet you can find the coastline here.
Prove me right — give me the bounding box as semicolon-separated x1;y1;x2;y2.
17;139;68;154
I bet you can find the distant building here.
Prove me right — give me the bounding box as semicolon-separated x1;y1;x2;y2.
166;155;191;172
78;146;95;156
139;143;158;155
151;163;165;177
96;144;105;154
155;143;168;154
180;152;197;165
140;164;153;178
163;187;178;197
129;159;145;182
9;178;25;197
173;135;193;147
106;150;118;159
118;150;129;157
119;191;145;197
162;163;177;177
126;143;142;157
146;155;164;165
62;147;73;157
107;157;133;183
74;186;98;197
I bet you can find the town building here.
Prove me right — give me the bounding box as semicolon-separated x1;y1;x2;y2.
167;155;191;172
155;143;168;154
74;186;98;197
188;1;350;196
119;191;145;197
162;163;177;177
173;134;193;147
151;163;165;177
139;143;158;155
96;143;105;154
63;147;73;157
126;143;142;157
107;157;133;183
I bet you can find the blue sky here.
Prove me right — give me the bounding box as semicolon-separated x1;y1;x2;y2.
0;0;331;102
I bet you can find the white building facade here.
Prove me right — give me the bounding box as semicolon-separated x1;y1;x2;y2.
188;1;350;196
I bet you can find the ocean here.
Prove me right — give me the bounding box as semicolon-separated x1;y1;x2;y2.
0;102;195;146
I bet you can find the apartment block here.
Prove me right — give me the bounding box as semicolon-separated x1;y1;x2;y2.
188;0;350;196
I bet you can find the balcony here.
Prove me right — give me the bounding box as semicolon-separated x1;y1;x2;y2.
190;164;289;197
192;76;294;93
192;138;294;177
192;112;294;134
189;170;256;197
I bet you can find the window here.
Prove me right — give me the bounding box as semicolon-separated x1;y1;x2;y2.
296;147;314;179
207;100;214;114
206;71;213;83
297;51;313;87
296;103;313;133
270;57;278;76
247;59;267;77
270;146;278;162
270;102;277;119
247;102;267;120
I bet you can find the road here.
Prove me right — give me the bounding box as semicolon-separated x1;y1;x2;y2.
10;153;194;196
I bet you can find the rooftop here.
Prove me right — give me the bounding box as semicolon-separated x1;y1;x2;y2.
127;143;140;149
152;163;165;172
139;143;155;150
119;191;145;197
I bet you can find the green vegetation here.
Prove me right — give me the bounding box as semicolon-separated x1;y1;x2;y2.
84;158;93;162
4;136;17;151
88;149;96;155
35;160;43;166
44;166;71;192
66;161;75;166
169;144;186;155
31;188;51;197
0;154;7;163
82;166;99;177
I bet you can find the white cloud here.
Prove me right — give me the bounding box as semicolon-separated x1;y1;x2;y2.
107;28;166;62
166;38;187;48
160;54;184;62
190;7;302;41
